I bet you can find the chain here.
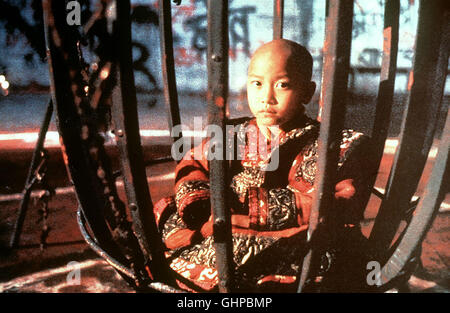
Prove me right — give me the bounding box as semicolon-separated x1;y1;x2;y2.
31;149;55;250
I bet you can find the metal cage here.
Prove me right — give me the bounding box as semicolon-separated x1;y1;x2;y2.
37;0;449;292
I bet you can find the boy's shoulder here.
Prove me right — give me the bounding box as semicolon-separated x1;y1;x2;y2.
227;115;370;150
339;129;368;149
337;129;372;166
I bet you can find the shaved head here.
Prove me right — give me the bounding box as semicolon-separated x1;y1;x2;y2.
246;39;316;129
249;39;313;82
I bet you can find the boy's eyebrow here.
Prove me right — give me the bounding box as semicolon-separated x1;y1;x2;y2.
273;73;290;80
247;74;263;79
247;73;291;80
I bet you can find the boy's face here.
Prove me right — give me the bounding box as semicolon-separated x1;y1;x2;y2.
247;43;313;128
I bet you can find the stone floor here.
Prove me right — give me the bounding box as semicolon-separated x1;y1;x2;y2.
0;105;448;293
0;157;448;293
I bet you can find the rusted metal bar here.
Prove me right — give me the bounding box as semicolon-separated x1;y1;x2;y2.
369;0;448;257
109;0;174;285
298;0;354;292
77;208;136;280
158;0;182;143
44;0;166;290
9;99;53;249
420;10;450;158
354;0;400;231
379;105;449;288
207;0;233;293
273;0;284;39
77;207;184;293
369;0;400;180
42;0;127;265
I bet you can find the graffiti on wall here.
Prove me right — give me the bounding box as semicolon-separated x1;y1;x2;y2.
0;0;423;92
168;0;256;65
352;0;416;68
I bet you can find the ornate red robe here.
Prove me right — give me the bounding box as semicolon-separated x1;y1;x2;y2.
153;114;374;292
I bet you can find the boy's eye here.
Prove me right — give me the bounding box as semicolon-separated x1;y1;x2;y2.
276;81;289;89
250;81;262;87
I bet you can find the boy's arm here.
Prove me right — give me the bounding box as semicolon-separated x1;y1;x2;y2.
293;131;375;226
174;139;211;229
333;132;377;225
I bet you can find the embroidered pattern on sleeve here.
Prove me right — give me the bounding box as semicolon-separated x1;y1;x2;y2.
161;211;187;243
230;167;265;200
294;129;365;185
175;180;210;210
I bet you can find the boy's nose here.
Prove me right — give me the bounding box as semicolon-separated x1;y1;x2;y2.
261;85;276;106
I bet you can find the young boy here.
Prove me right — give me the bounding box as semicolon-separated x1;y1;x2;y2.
153;39;373;292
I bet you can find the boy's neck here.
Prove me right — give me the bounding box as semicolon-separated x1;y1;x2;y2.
257;113;309;141
258;124;282;142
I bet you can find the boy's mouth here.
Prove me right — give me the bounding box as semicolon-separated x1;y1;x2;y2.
258;110;277;115
259;113;277;119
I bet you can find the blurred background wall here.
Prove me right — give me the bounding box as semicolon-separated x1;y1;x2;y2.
0;0;448;134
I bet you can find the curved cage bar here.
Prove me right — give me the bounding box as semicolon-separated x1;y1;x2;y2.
43;0;130;261
369;0;448;257
42;0;170;290
378;108;449;289
77;207;184;293
107;0;174;286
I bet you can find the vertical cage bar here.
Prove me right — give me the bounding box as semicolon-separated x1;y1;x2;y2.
109;0;174;284
356;0;400;218
273;0;284;39
207;0;233;293
420;11;449;155
370;0;400;174
158;0;182;143
298;0;354;292
369;0;448;256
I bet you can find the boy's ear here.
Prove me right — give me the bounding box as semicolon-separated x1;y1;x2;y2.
301;81;316;104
